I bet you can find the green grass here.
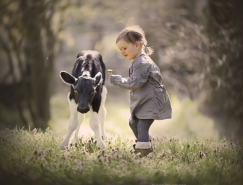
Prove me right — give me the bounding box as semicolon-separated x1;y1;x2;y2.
0;127;242;185
0;95;242;185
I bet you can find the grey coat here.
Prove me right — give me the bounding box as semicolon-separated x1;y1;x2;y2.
110;54;172;122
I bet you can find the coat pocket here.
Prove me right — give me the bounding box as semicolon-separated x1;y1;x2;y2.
153;85;168;109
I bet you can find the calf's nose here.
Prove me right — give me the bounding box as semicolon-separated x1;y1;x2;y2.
77;106;90;114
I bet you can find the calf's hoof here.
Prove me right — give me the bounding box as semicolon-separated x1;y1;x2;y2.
97;140;106;149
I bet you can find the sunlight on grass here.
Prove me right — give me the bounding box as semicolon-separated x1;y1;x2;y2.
151;95;218;141
49;93;218;142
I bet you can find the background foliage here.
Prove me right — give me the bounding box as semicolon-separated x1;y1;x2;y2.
0;0;243;140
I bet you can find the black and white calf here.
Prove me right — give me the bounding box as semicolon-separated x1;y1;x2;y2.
60;50;107;149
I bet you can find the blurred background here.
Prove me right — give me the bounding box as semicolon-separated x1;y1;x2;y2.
0;0;242;141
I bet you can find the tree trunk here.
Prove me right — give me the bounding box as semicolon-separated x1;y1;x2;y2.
20;1;47;129
204;0;243;139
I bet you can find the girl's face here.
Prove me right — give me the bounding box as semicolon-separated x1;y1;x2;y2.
116;39;142;60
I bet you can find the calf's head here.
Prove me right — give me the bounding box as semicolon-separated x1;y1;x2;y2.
60;71;102;113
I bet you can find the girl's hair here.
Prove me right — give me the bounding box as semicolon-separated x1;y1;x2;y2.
116;25;154;55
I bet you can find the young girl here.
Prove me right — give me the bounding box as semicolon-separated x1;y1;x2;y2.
109;25;172;156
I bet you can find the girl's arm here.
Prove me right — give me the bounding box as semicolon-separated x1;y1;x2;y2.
110;63;149;90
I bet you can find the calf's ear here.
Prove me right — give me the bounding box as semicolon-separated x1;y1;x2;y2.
94;72;102;86
60;71;77;85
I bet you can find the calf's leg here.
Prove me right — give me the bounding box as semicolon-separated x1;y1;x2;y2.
72;113;85;144
90;110;105;149
99;86;107;140
61;98;78;150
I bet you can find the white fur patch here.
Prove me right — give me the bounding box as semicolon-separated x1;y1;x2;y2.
82;71;90;77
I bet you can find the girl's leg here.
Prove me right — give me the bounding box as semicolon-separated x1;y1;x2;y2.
129;116;139;139
137;119;154;142
134;119;154;156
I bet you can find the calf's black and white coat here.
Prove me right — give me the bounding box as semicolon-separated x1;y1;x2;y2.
60;50;107;149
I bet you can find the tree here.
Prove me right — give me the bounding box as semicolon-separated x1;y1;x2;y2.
0;0;69;129
202;0;243;139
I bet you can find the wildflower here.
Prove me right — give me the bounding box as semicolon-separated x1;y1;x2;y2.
76;166;83;172
199;151;204;159
61;154;65;159
38;151;43;157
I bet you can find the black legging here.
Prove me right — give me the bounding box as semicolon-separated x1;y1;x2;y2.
129;117;154;142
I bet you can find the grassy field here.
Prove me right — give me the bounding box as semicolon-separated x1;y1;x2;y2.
0;95;242;185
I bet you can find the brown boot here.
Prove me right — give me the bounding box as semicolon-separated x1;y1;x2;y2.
134;148;153;157
134;142;153;157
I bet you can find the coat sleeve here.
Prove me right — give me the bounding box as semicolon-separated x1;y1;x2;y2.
110;63;149;90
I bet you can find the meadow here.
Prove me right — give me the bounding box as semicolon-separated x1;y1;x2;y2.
0;95;242;185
